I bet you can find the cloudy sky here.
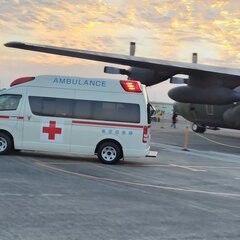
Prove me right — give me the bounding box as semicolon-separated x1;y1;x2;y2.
0;0;239;102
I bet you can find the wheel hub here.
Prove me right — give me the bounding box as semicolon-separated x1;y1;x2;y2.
0;137;7;152
102;146;116;161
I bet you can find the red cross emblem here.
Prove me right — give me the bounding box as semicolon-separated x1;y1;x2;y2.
42;121;62;140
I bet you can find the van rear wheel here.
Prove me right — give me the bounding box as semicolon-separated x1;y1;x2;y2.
97;141;122;164
0;133;13;155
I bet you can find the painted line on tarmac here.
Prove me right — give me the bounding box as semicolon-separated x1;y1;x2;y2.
151;142;240;162
129;164;240;170
43;161;171;168
35;161;206;172
194;132;240;149
36;161;240;198
193;166;240;169
170;164;207;172
35;161;95;165
0;193;24;197
37;161;240;172
0;193;63;197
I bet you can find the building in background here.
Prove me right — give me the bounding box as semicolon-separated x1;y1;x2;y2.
150;101;174;122
150;101;173;114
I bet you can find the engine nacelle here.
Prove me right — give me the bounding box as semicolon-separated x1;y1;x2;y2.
223;104;240;129
128;67;171;86
168;86;240;105
104;66;171;86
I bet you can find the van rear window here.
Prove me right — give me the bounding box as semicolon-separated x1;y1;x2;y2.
29;96;140;123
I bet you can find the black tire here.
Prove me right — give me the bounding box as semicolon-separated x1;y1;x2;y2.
0;133;13;155
97;141;122;164
192;123;206;133
198;126;206;133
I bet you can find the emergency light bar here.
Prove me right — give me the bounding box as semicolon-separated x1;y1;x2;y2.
11;77;35;87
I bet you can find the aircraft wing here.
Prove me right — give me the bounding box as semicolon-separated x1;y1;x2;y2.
5;41;240;86
4;41;240;104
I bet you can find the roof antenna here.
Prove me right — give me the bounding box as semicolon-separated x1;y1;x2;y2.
130;42;136;56
192;53;198;64
104;42;136;75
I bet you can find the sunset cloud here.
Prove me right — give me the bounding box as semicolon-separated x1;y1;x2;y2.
0;0;239;101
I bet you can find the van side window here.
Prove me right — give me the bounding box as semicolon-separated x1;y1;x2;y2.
29;96;140;123
73;100;92;119
0;94;22;111
55;99;73;117
29;96;73;118
92;102;140;123
73;100;140;123
42;98;56;116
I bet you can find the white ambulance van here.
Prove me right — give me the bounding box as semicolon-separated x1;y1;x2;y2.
0;75;157;164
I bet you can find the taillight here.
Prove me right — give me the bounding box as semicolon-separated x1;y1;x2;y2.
142;125;149;143
10;77;35;87
120;80;142;92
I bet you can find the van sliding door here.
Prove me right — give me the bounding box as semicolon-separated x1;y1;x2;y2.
22;87;74;152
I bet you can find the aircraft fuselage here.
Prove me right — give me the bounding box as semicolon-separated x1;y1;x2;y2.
174;101;240;130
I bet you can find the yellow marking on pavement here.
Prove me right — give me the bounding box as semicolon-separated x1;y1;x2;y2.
35;161;240;198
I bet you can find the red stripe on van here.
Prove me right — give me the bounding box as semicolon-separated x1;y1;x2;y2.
72;120;144;128
0;115;24;120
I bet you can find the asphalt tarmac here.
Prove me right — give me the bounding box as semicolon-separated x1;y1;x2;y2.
0;121;239;240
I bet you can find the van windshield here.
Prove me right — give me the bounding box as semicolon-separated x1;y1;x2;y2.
0;94;22;111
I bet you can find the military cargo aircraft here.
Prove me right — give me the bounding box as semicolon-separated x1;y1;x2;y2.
4;41;240;132
174;101;240;133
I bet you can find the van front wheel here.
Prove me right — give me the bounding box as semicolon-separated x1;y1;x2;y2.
0;133;13;155
97;141;122;164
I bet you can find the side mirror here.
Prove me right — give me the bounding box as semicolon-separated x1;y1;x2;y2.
147;103;156;124
148;103;156;116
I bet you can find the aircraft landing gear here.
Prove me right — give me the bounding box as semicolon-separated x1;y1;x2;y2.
192;123;206;133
